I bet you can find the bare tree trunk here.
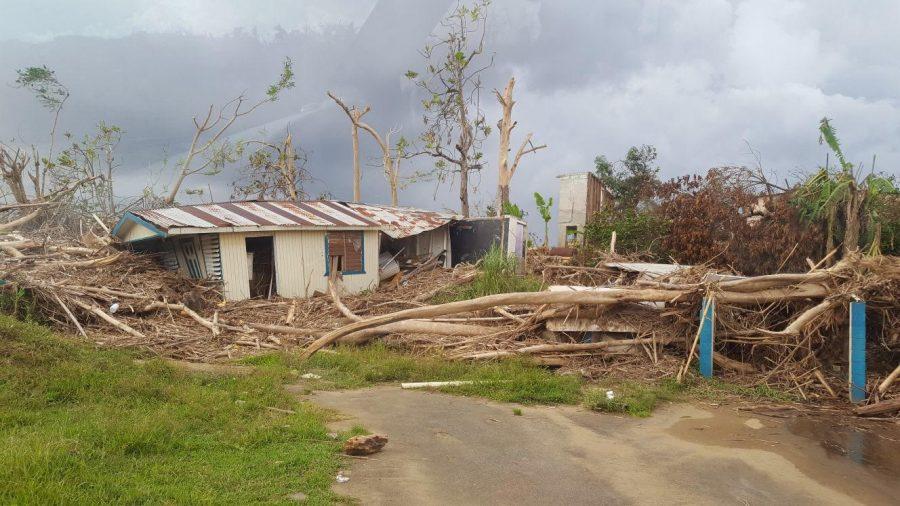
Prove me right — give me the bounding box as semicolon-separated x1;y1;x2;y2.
351;123;361;202
494;77;546;216
496;78;514;215
843;188;863;256
283;133;298;201
825;205;836;264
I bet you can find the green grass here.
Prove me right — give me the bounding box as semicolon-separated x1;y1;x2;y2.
244;343;582;405
584;380;685;417
0;315;352;504
432;246;541;303
684;376;797;403
583;375;795;417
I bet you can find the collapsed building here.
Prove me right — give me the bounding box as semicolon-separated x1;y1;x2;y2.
112;200;526;300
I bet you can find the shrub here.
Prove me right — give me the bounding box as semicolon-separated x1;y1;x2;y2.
583;208;670;259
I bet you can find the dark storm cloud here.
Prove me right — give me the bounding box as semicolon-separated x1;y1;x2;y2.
1;0;898;242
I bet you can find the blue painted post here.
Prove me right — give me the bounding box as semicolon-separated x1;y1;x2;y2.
699;297;715;378
848;301;866;403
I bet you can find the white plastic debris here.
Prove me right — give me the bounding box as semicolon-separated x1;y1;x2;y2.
606;390;615;400
335;472;350;483
300;373;321;380
109;302;119;314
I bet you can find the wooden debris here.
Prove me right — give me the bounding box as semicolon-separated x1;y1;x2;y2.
855;397;900;417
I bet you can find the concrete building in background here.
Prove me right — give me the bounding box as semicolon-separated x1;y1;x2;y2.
556;172;613;247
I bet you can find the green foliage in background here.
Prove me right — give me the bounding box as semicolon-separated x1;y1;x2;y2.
533;192;553;247
583;208;671;259
594;144;661;210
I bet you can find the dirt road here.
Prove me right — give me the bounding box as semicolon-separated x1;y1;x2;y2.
303;386;899;505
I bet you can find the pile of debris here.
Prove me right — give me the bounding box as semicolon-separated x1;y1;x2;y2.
1;232;898;414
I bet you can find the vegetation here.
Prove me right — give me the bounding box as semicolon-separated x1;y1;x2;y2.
0;316;350;504
406;0;492;217
594;144;661;210
583;207;670;258
584;380;684;418
244;343;582;405
533;192;553;248
792;118;898;256
432;245;541;302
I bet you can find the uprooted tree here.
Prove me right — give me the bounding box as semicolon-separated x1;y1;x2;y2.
406;0;492;217
494;76;546;215
163;57;295;205
327;92;403;206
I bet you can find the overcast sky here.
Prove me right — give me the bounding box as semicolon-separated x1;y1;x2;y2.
2;0;898;242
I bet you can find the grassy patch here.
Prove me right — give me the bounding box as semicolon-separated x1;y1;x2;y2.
432;245;541;303
684;376;797;403
247;343;582;405
0;316;350;504
584;380;685;417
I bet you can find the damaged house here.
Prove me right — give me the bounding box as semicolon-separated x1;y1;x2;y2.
112;200;518;301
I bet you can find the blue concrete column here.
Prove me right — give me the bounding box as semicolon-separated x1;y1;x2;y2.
848;301;866;403
699;297;715;378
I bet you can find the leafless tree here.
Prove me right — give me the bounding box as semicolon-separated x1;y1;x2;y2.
164;58;295;205
494;76;546;215
328;92;403;206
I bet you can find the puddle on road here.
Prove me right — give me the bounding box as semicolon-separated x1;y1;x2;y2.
668;405;900;503
786;416;900;477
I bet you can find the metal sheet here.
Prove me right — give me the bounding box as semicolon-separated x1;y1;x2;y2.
129;200;381;233
343;202;457;239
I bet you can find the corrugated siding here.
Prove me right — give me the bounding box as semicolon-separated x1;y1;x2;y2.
219;233;251;300
274;231;305;298
200;234;222;280
161;242;180;271
214;229;379;301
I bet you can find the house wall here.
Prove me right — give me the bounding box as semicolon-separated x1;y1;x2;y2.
557;172;611;246
218;229;379;301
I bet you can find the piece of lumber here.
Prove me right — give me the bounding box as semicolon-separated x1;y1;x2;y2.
73;299;144;338
814;369;837;398
401;380;475;389
855;397;900;417
52;293;87;337
464;335;677;360
712;352;756;374
878;363;900;394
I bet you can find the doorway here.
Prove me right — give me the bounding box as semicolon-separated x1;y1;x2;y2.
245;236;276;298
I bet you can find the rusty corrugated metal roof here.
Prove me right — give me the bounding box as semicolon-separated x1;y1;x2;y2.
130;200;380;233
341;202;457;239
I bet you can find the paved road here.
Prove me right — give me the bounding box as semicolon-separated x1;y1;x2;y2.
304;386;897;505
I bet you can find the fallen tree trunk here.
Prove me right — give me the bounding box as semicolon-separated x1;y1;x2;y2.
327;275;496;344
462;335;678;360
878;363;900;394
301;282;840;358
855;397;900;417
301;288;694;358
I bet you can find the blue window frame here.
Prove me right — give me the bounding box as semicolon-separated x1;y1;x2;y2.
324;231;365;276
